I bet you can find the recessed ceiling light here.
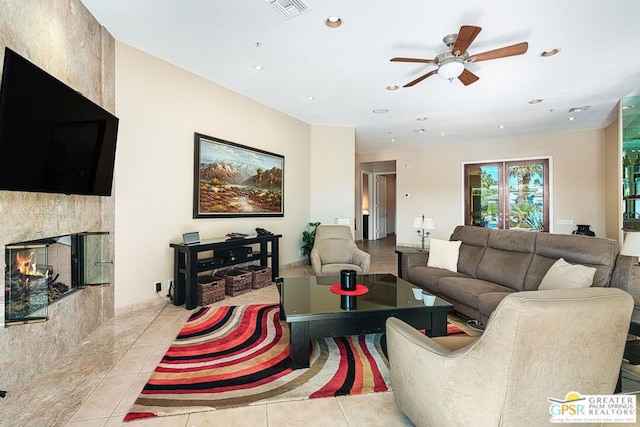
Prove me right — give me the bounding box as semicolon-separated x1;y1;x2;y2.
390;138;395;143
325;16;342;28
372;108;389;114
416;117;427;121
540;48;560;57
386;85;399;91
568;116;576;121
303;96;315;101
529;99;543;104
253;64;264;71
498;125;505;129
440;132;446;136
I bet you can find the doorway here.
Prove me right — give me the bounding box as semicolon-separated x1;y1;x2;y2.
464;158;549;231
361;162;396;240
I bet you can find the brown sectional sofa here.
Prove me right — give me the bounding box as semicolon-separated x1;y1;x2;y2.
402;225;632;324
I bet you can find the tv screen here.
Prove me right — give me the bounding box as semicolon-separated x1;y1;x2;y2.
0;47;119;196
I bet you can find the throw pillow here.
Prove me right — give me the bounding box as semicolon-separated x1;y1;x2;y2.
427;239;462;272
538;258;597;290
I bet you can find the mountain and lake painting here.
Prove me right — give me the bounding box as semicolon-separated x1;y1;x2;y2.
194;134;284;218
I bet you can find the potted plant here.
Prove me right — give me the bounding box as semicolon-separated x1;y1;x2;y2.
301;222;320;263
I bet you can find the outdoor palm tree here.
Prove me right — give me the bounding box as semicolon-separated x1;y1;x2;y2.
509;164;543;206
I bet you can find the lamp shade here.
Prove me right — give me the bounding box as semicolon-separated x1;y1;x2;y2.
621;232;640;256
412;216;436;230
438;60;465;80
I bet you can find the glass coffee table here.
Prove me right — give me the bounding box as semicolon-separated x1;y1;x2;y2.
278;273;453;369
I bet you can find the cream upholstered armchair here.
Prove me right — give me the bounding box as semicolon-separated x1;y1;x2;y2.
310;225;371;276
386;288;633;427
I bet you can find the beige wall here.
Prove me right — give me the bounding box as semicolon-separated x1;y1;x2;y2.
359;129;607;247
0;0;115;395
310;126;355;229
114;43;313;310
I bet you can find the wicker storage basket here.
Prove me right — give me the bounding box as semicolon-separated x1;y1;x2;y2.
242;265;272;289
196;275;226;306
215;269;252;296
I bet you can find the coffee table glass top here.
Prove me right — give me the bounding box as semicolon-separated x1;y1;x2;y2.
279;273;452;321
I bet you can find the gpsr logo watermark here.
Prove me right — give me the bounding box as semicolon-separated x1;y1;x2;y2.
549;392;636;423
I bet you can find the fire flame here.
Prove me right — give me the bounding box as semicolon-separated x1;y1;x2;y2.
15;251;39;276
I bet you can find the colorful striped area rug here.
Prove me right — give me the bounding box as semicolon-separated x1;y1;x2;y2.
124;304;390;421
124;303;468;422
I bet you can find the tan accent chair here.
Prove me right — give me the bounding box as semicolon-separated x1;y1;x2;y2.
386;288;634;427
310;225;371;276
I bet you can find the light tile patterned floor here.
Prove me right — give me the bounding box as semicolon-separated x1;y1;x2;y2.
2;234;637;427
0;235;416;427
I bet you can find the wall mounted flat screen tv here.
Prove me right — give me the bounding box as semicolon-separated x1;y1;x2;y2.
0;47;119;196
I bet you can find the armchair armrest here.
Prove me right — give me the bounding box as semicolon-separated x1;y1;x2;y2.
385;317;496;427
310;248;322;276
351;248;371;273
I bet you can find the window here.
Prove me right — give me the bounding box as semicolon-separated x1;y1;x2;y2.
464;159;549;231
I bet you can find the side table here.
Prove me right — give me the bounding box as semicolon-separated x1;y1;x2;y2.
618;305;640;392
624;305;640;364
395;246;423;279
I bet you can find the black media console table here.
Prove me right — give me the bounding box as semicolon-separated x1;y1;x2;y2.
170;234;281;309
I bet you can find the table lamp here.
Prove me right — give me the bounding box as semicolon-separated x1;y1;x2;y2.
621;231;640;262
412;215;435;252
620;231;640;306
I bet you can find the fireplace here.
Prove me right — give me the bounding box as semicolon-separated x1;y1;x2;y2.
4;232;110;326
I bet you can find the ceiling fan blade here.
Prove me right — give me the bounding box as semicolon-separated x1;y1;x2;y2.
404;70;437;87
391;57;436;64
458;68;479;86
452;25;482;55
469;42;529;62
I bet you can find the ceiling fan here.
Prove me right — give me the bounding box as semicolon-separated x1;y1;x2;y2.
391;25;528;87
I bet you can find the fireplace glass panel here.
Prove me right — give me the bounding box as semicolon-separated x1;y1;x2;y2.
78;232;110;285
5;236;73;324
5;232;110;326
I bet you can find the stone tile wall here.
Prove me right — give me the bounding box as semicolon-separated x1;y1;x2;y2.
0;0;116;396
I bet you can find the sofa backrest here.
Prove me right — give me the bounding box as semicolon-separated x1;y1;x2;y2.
450;225;489;277
449;225;620;292
523;232;619;290
475;228;537;291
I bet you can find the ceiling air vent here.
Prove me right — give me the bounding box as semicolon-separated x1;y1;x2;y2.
266;0;311;20
568;106;591;113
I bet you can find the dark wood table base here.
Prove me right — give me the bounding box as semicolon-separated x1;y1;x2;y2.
288;309;449;369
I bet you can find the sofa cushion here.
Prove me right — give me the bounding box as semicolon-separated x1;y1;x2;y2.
538;258;597;290
406;266;470;294
475;229;536;291
427;239;462;272
438;277;513;310
450;226;490;277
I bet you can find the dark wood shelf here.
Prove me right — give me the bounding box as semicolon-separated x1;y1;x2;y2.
170;234;281;309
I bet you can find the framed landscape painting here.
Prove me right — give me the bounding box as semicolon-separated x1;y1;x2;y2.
193;133;284;218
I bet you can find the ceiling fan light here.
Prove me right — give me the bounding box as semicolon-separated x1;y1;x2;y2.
438;60;465;81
